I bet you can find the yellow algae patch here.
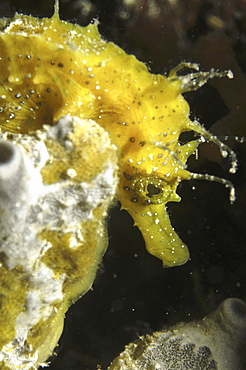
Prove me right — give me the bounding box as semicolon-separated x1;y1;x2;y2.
0;267;28;348
0;11;236;273
41;116;116;185
0;116;118;368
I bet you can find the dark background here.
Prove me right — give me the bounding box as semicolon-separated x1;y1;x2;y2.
1;1;246;369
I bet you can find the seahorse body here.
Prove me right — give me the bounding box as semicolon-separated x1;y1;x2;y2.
0;13;233;267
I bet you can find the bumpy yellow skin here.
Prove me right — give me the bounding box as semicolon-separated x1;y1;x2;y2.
0;13;208;267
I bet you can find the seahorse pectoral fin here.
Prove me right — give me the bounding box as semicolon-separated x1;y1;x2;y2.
129;203;189;267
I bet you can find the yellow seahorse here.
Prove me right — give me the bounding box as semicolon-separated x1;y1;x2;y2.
0;4;236;268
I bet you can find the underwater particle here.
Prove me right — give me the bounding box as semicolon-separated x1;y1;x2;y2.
0;115;118;369
108;298;246;370
0;9;237;269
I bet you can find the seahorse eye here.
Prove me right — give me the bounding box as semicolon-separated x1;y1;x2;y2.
133;176;172;204
146;183;161;197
